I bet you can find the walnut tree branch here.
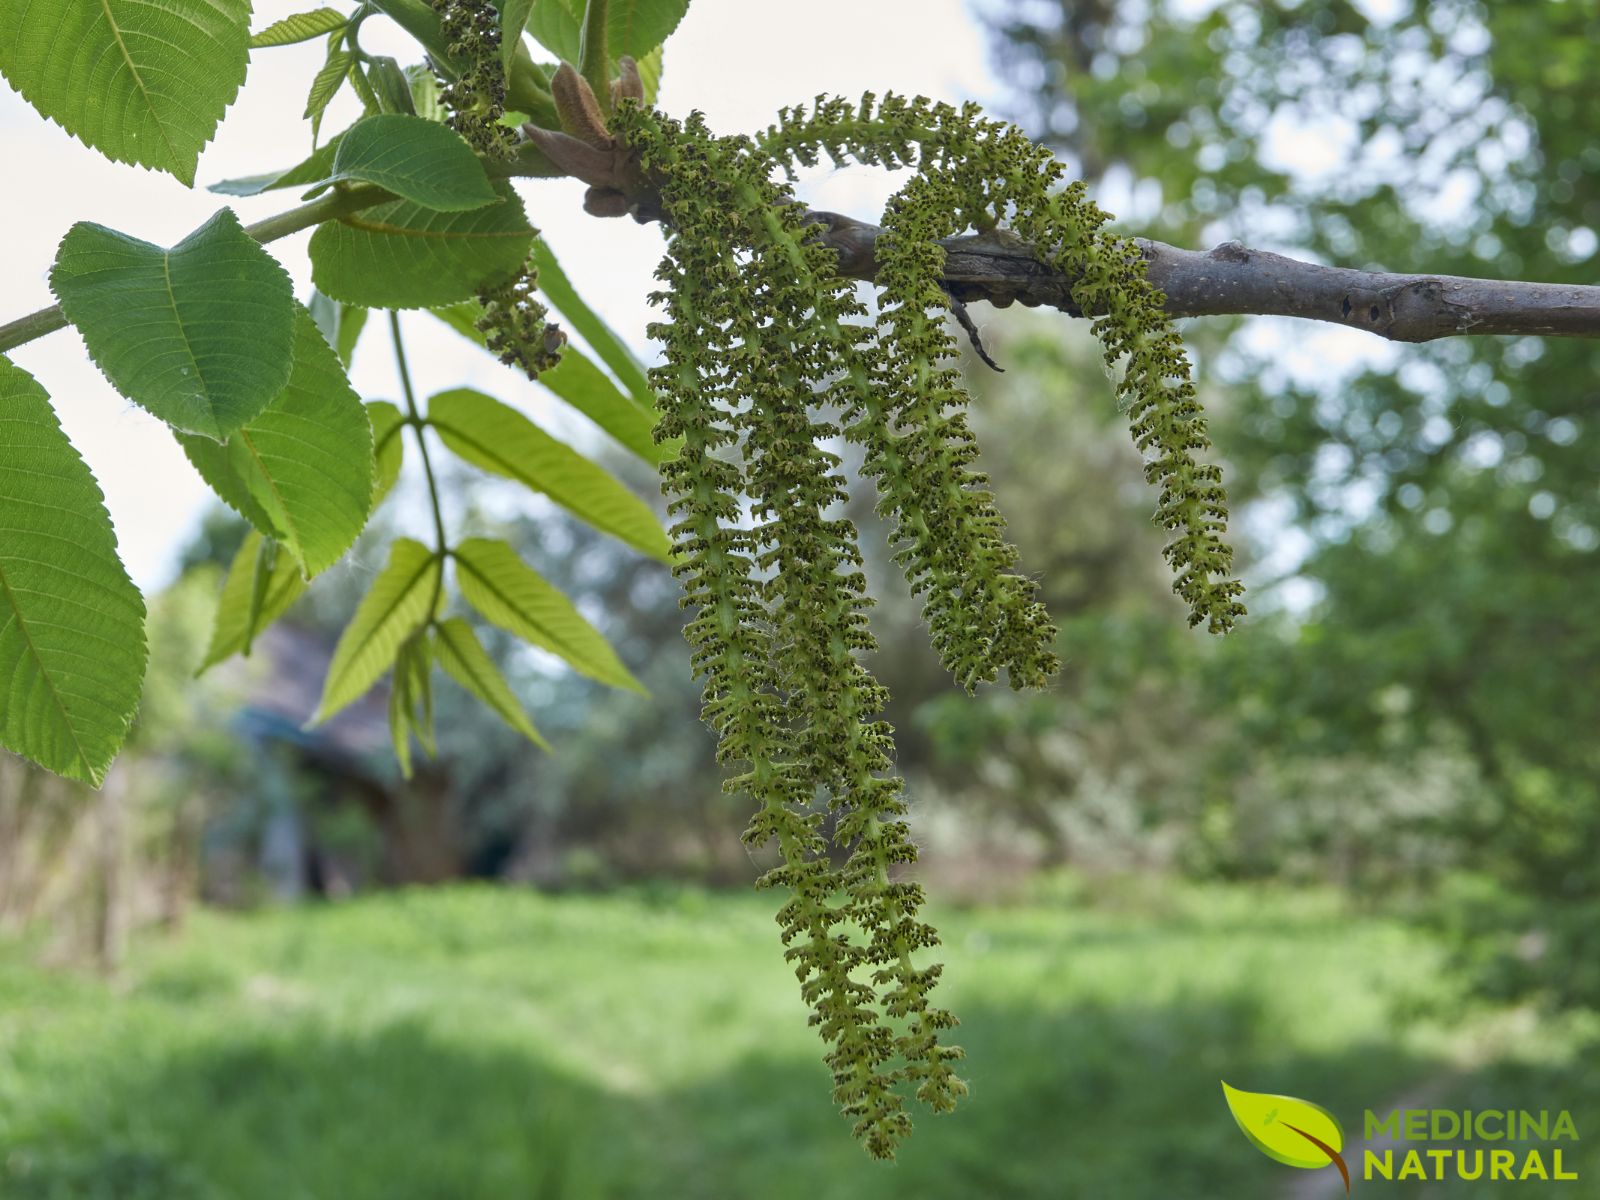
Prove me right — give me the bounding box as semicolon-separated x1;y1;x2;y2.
529;116;1600;344
799;210;1600;344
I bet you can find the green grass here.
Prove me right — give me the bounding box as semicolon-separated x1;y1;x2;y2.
0;880;1594;1198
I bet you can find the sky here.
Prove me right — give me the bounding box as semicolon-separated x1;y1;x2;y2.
0;0;999;589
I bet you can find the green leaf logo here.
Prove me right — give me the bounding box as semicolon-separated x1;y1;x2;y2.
1221;1081;1349;1193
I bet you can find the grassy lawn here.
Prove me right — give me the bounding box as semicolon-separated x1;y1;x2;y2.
0;880;1593;1198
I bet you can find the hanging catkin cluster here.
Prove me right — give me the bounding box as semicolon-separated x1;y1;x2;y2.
617;107;966;1158
431;0;565;378
429;0;517;158
584;94;1242;1160
759;93;1246;633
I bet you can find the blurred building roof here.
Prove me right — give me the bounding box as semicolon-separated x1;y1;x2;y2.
227;623;393;772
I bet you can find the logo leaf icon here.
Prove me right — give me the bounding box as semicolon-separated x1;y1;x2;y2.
1221;1082;1349;1193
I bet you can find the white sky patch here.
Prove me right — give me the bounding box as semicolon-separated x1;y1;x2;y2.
0;0;994;589
1230;318;1399;394
1259;109;1359;184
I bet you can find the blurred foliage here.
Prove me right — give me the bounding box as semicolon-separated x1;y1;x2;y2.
990;0;1600;1004
0;568;247;961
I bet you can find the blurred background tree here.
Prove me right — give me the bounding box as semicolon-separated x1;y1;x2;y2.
991;0;1600;1004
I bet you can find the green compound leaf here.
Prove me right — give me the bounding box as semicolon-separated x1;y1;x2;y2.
365;55;415;115
387;629;433;777
454;537;643;693
531;240;655;409
402;629;436;755
177;309;374;576
524;0;579;61
251;7;345;47
367;400;406;508
406;64;444;121
1222;1082;1347;1174
307;288;342;349
346;56;381;113
428;301;659;462
309;180;535;308
537;342;663;464
307;289;368;367
524;0;687;62
304;36;351;135
604;0;689;61
51;209;296;440
313;537;440;724
500;0;536;71
0;358;147;786
0;0;249;185
199;531;307;674
431;617;548;749
337;306;370;367
209;133;343;197
303;114;498;210
427;388;670;562
634;44;663;103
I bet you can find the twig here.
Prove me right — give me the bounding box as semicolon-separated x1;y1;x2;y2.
943;287;1004;371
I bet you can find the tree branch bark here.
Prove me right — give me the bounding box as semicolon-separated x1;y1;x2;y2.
522;126;1600;344
801;211;1600;344
3;174;1596;356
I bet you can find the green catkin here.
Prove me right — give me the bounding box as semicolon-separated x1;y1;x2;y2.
761;94;1246;632
431;0;564;379
626;109;960;1156
866;164;1061;690
430;0;517;159
473;269;565;379
607;93;1244;1160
